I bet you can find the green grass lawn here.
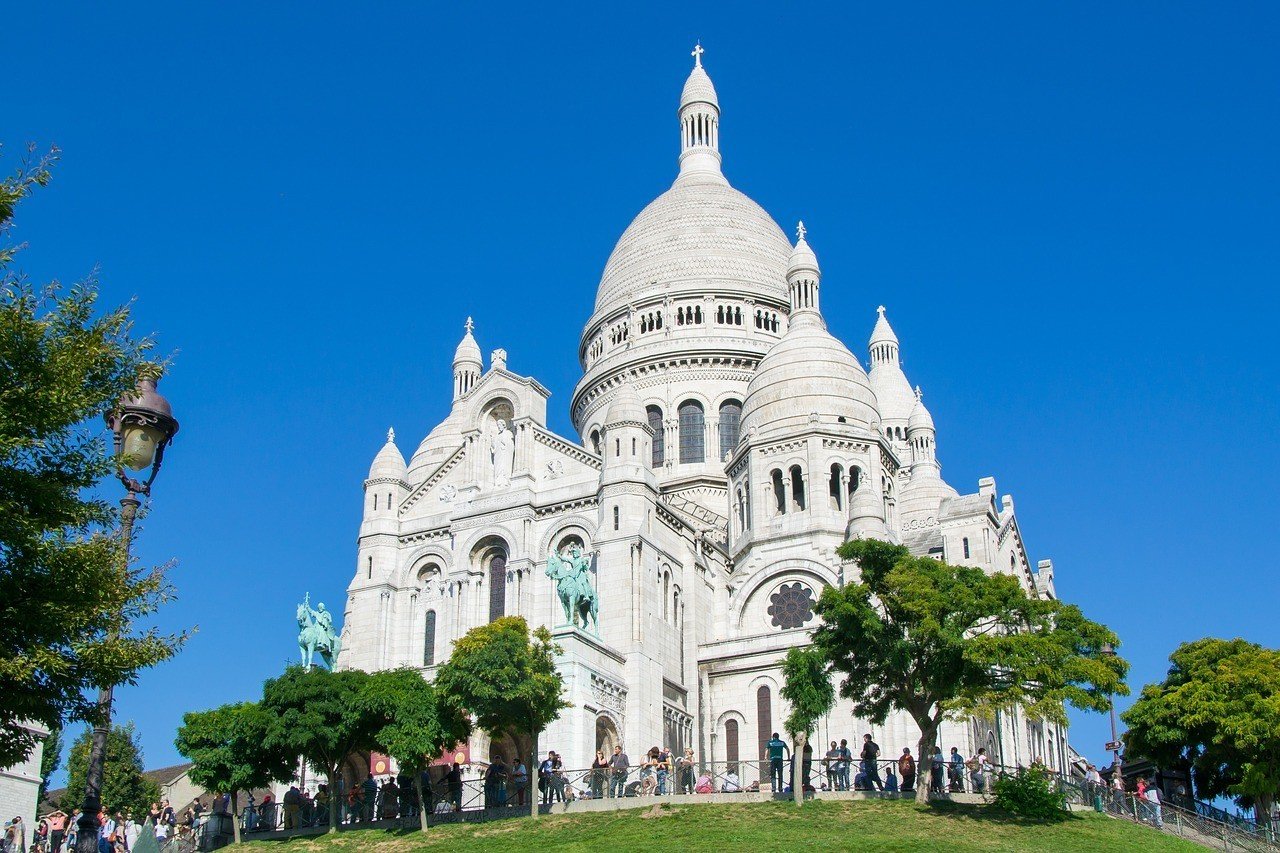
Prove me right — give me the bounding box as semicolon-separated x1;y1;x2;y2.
242;799;1201;852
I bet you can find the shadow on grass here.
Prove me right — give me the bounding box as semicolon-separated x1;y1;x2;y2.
922;799;1081;827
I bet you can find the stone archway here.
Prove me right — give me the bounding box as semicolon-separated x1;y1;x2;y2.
595;714;620;755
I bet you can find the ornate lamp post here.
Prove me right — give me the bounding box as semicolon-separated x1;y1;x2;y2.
75;375;179;853
1101;642;1123;782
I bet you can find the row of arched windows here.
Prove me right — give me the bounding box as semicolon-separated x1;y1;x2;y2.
638;311;663;333
675;305;704;325
716;305;743;325
608;322;629;345
754;309;780;332
720;686;775;771
766;463;867;517
643;400;742;467
683;112;718;149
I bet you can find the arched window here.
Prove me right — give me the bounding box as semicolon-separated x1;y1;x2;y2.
367;555;373;579
725;719;740;772
423;609;437;666
647;406;664;467
590;428;601;455
613;505;620;531
615;437;621;457
1010;553;1017;570
718;400;742;460
756;686;772;772
772;469;786;515
663;571;670;621
488;551;507;622
829;464;843;510
962;537;971;559
678;400;705;464
790;464;806;511
373;493;378;511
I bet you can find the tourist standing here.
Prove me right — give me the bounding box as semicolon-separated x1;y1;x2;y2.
511;759;528;806
837;739;853;791
970;748;990;793
283;784;302;829
46;811;66;853
590;751;607;799
656;747;672;795
639;748;658;795
861;735;884;791
765;732;789;792
899;748;916;793
446;762;463;812
550;751;566;803
484;756;507;808
608;746;629;798
930;746;945;793
361;774;378;822
948;748;966;792
824;742;841;791
678;748;696;794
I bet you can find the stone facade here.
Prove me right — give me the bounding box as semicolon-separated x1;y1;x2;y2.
337;50;1071;778
0;723;46;850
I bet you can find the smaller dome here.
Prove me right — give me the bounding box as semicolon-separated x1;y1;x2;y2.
604;381;646;427
908;388;935;433
742;320;880;437
787;231;819;278
453;318;481;366
368;428;407;480
850;485;883;519
870;305;898;346
680;65;718;110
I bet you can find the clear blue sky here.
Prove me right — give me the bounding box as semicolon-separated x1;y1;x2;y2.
10;2;1278;783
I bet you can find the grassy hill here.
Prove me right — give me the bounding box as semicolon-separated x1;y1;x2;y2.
242;799;1200;852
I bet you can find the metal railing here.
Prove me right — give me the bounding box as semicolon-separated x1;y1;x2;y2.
1059;780;1278;851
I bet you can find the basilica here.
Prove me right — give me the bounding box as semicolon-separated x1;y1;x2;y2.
337;49;1073;779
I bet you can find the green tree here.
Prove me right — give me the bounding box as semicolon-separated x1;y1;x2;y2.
813;539;1127;804
175;702;295;845
435;617;568;821
0;144;182;766
366;669;470;831
39;725;62;801
64;722;158;817
260;666;383;833
781;646;834;808
1123;638;1280;826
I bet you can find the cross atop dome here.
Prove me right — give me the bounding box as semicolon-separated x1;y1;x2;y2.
464;316;474;334
797;220;807;241
877;305;886;316
387;426;395;442
692;42;704;68
915;386;923;401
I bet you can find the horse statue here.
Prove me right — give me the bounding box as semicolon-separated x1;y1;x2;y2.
297;593;341;669
546;544;599;634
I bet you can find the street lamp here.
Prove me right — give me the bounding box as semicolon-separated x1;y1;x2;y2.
76;375;179;853
1101;642;1123;783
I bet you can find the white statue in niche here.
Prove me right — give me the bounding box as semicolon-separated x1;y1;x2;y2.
491;418;515;487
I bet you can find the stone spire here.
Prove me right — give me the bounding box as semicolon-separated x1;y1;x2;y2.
367;427;407;481
677;42;723;181
868;306;916;434
452;317;482;400
907;386;939;472
786;221;822;328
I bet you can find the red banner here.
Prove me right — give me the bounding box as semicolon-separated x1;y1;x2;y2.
431;742;470;767
370;752;392;776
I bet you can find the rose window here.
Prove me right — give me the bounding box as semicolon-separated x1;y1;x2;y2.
768;582;815;630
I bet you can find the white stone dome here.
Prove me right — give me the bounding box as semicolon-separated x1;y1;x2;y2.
908;391;935;432
604;381;646;427
368;429;407;481
741;317;880;437
591;179;792;316
680;65;718;109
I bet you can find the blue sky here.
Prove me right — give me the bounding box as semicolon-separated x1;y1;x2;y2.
10;2;1278;784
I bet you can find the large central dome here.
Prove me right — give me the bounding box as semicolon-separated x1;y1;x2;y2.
592;178;792;316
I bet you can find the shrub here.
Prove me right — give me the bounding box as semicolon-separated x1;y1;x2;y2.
992;767;1068;821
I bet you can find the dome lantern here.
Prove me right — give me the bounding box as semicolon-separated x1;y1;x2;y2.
677;42;724;182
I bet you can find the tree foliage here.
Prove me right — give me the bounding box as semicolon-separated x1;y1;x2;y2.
0;144;183;766
39;725;62;801
366;669;470;831
781;646;834;807
64;722;158;817
992;766;1067;821
1123;638;1280;822
260;666;384;832
176;702;295;844
435;617;568;819
814;539;1128;803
